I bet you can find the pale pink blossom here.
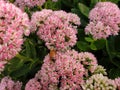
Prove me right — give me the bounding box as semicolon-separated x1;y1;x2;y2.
114;77;120;90
85;21;111;39
0;76;22;90
14;0;26;11
30;9;53;32
24;0;45;7
25;78;42;90
0;1;30;61
34;50;85;90
78;52;98;74
85;2;120;39
14;0;45;10
31;9;80;51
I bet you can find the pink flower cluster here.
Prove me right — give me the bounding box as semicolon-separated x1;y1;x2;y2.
64;50;98;75
0;1;30;61
0;76;22;90
78;52;98;75
26;50;85;90
25;78;42;90
85;2;120;39
31;9;80;50
114;77;120;90
14;0;45;10
25;49;100;90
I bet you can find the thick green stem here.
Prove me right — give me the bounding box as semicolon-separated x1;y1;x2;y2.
37;6;42;10
16;54;33;62
105;39;120;68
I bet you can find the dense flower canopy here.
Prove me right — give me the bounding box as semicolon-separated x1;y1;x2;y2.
0;0;120;90
25;49;102;90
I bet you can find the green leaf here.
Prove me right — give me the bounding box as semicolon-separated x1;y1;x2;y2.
10;64;31;78
85;37;94;42
25;39;31;58
78;3;90;17
93;39;106;50
8;59;24;72
3;54;33;75
90;43;97;50
24;39;37;59
77;41;90;51
44;0;61;10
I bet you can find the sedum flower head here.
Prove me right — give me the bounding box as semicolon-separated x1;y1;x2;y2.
0;76;22;90
32;50;85;90
85;2;120;39
25;49;103;90
14;0;45;10
78;52;98;75
114;77;120;90
82;74;117;90
0;1;30;61
25;78;42;90
31;9;80;51
93;65;107;75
